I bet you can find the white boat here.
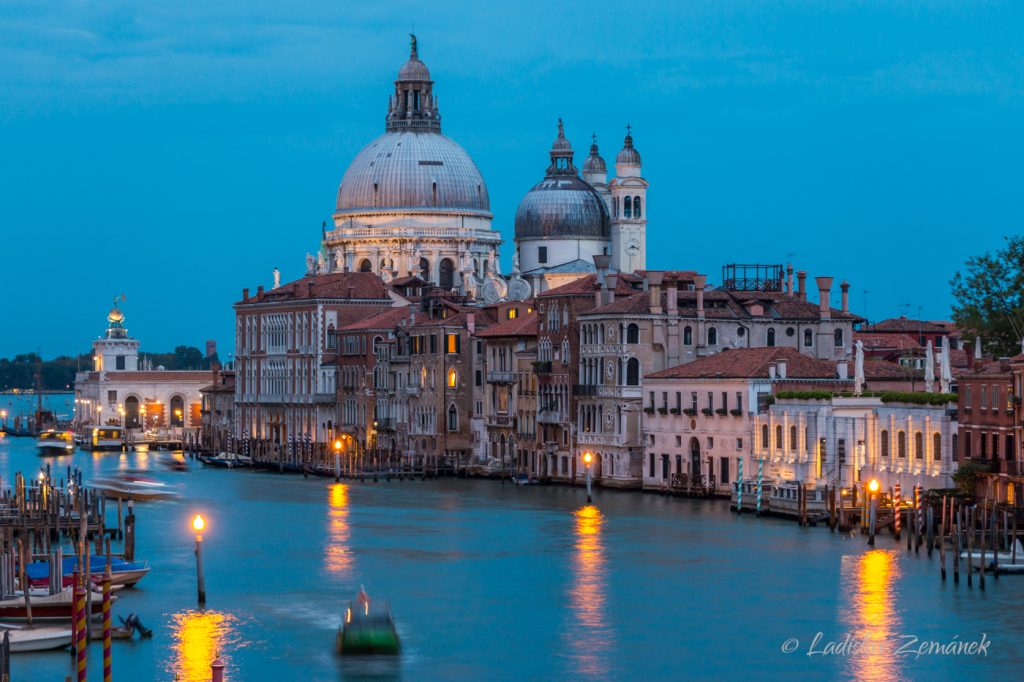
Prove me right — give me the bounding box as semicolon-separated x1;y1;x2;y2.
960;539;1024;574
0;624;73;652
90;475;180;501
35;430;74;456
0;587;111;621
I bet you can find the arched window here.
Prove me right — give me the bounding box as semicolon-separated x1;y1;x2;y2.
933;432;942;461
124;396;140;428
626;358;640;386
633;196;641;218
761;424;769;451
170;395;185;427
626;323;639;344
915;431;924;459
834;329;844;348
419;257;430;280
789;425;797;452
439;258;454;290
447;404;458;432
358;258;372;273
898;431;907;458
767;328;776;347
612;196;618;218
683;326;692;345
707;327;718;346
775;425;783;452
447;368;458;388
623;196;632;218
803;329;813;348
880;430;889;458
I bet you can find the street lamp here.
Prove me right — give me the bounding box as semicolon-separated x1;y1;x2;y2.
867;479;880;547
333;439;343;482
583;451;593;504
192;514;207;604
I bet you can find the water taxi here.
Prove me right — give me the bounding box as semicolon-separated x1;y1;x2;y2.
82;425;124;451
35;430;75;457
337;587;400;655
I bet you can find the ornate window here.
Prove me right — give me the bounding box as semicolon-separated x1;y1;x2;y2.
626;358;640;386
881;430;889;458
933;432;942;461
898;431;907;458
761;424;769;450
626;323;639;344
775;425;783;452
915;431;924;459
790;425;797;452
633;196;641;218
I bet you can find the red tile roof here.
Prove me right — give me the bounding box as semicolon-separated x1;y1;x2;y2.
854;332;922;351
337;306;409;332
646;347;840;380
536;274;638;298
238;272;390;305
860;317;952;334
475;312;538;338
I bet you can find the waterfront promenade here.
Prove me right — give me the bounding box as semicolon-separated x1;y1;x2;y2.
0;400;1021;680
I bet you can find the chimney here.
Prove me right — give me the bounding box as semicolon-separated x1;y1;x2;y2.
466;312;475;335
604;274;619;305
256;285;264;298
593;254;612;307
796;271;807;300
666;277;679;315
694;275;707;319
840;280;850;313
786;264;794;295
816;277;833;320
777;359;787;379
242;287;249;301
647;271;664;314
205;340;217;359
768;363;777;380
838;361;849;380
347;285;355;299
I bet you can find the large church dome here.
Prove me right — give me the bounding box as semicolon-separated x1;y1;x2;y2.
333;35;491;218
514;121;609;240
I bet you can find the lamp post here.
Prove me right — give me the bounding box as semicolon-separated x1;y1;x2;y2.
583;451;593;504
192;514;206;604
333;439;342;482
867;479;879;547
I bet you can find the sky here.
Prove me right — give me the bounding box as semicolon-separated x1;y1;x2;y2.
2;1;1021;359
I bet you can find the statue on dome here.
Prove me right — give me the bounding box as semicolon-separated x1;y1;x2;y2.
305;252;315;275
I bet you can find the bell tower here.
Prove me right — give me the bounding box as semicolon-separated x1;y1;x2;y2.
609;125;648;273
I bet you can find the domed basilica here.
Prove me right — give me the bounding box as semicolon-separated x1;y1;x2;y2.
317;35;648;299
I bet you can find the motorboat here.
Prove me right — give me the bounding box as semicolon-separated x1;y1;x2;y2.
0;624;73;652
35;430;75;457
337;587;400;655
201;452;253;469
26;556;150;589
90;474;180;501
81;425;124;451
0;587;111;621
960;538;1024;574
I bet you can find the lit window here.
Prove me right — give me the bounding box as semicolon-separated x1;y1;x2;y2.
448;368;458;388
508;309;518;320
446;334;459;353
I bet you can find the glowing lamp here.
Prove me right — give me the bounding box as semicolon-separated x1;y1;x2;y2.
868;479;880;493
583;452;593;466
192;514;206;533
334;439;343;452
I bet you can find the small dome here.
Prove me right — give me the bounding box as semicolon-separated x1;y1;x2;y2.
582;136;606;175
552;119;571;152
514;175;610;240
398;33;431;81
616;129;641;166
107;307;124;325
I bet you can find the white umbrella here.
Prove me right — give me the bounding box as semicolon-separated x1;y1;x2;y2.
854;340;865;395
940;336;952;394
924;340;934;393
974;335;982;360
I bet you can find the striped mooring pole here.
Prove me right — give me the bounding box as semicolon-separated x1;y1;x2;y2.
736;457;744;513
893;482;902;539
75;577;88;682
756;457;764;516
102;568;112;682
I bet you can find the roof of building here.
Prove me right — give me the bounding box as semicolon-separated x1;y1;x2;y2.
645;347;841;380
859;317;952;334
200;372;236;394
536;273;638;298
585;286;861;321
238;272;391;305
475;312;538;338
337;306;410;332
522;259;597;276
80;371;213;382
854;332;922;351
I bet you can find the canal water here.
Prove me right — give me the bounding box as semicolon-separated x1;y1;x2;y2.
1;394;1021;680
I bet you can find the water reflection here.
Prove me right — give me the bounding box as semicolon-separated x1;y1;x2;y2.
169;610;239;681
841;550;901;682
325;483;353;576
567;505;611;678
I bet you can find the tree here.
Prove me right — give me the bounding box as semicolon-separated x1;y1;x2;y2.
950;235;1024;357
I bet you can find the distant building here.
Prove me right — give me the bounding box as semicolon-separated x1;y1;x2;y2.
859;317;961;350
199;369;235;452
74;301;213;434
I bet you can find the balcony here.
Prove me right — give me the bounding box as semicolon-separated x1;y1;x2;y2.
578;432;628;447
537;410;565;424
314;392;336;403
487;414;513;427
487;371;517;383
573;384;597;397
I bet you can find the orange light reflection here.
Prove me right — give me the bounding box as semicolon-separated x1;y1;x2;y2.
567;505;611;678
842;550;901;682
169;610;237;682
325;484;353;576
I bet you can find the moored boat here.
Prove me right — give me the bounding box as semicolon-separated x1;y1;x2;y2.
0;624;74;652
81;425;124;451
35;430;75;457
26;556;150;589
0;587;111;622
336;587;400;655
960;539;1024;574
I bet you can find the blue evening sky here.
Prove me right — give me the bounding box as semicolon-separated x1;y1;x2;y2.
2;1;1021;359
